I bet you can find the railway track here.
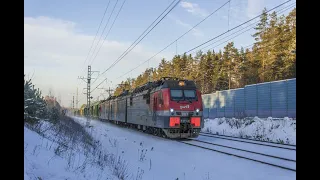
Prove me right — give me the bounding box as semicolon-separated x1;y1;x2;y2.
200;132;296;147
178;139;296;172
92;117;296;171
199;132;296;151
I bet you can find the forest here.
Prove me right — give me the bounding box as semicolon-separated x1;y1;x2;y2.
113;8;296;96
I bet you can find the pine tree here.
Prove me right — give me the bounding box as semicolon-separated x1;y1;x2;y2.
283;8;296;79
252;8;269;82
112;8;295;96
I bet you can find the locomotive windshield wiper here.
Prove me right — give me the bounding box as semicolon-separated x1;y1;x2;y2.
184;97;193;103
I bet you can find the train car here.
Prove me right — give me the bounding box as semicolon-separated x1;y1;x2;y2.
84;106;89;116
108;96;116;121
99;77;204;139
101;97;111;120
90;101;101;118
79;104;86;116
93;101;100;118
116;91;128;123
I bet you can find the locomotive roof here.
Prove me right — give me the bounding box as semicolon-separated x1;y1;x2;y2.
131;77;197;94
161;80;197;89
98;77;198;101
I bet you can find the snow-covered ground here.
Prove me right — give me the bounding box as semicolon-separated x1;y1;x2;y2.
71;116;295;180
24;118;122;180
202;117;296;145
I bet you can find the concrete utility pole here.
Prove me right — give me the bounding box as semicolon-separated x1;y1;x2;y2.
87;66;91;111
78;65;99;117
76;87;78;109
98;87;114;98
106;87;114;96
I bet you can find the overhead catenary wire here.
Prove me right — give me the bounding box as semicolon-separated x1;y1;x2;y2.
114;0;231;80
115;0;292;81
89;0;127;68
78;78;114;104
192;3;296;55
87;0;295;101
90;0;181;93
77;0;126;103
87;0;120;66
185;0;292;54
91;0;181;86
77;0;111;86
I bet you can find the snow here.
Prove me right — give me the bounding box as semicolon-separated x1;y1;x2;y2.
71;116;295;180
195;135;296;161
24;127;80;179
202;117;296;145
184;140;295;170
24;120;118;180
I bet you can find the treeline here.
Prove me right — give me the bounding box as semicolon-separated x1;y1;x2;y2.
24;75;61;124
113;8;296;96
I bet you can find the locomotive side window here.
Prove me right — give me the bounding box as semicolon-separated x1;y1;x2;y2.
154;96;157;108
158;91;163;105
130;96;133;106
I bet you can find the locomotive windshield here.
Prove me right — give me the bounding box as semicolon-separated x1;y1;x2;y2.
170;90;184;100
170;89;197;101
184;90;196;99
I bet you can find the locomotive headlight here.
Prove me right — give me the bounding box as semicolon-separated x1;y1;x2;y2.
170;108;174;113
196;109;200;113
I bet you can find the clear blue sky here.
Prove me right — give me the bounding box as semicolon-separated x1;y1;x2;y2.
24;0;295;107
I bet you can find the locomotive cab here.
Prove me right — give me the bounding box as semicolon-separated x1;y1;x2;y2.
155;77;203;139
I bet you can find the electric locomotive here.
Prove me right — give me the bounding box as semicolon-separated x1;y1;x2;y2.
97;77;204;139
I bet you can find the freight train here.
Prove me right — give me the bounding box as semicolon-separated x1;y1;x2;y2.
77;77;204;139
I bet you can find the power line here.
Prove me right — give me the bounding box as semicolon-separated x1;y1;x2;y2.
92;0;180;85
80;0;111;71
116;0;293;82
87;0;120;66
228;0;231;31
115;0;231;80
78;76;113;104
185;0;292;53
192;3;296;55
242;37;295;57
110;39;295;94
77;0;111;86
91;0;181;93
92;0;294;98
77;0;126;102
89;0;127;67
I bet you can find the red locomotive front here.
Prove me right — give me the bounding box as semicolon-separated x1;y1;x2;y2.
152;77;203;138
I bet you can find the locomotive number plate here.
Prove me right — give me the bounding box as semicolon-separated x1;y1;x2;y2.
180;118;190;123
181;112;188;116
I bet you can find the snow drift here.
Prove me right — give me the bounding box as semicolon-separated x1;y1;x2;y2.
202;117;296;145
24;116;128;180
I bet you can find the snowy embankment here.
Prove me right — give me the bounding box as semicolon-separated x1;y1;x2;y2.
24;116;123;180
71;116;295;180
202;117;296;145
